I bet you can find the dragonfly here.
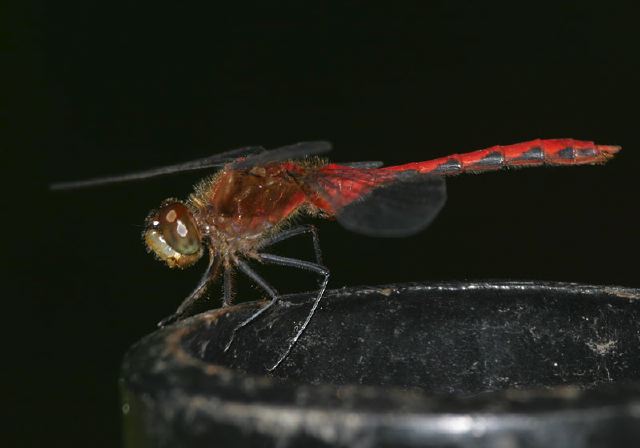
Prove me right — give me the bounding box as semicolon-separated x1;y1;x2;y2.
51;138;620;370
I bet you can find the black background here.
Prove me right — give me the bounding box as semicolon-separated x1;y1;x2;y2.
8;1;640;446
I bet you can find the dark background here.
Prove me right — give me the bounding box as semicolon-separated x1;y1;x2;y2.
8;1;640;446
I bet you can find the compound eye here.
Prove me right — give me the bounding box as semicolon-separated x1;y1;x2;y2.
144;201;203;269
155;202;201;255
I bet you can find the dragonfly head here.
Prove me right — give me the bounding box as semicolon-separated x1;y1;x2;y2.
144;199;203;268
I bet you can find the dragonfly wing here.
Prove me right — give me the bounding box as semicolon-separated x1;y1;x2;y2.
50;145;266;190
232;141;332;170
326;172;447;237
340;161;384;169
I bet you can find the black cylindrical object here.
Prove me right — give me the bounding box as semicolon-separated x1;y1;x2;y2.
120;281;640;447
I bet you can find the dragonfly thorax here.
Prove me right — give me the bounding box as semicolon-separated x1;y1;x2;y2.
191;166;310;241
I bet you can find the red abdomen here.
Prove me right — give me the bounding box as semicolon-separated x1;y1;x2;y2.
308;138;620;216
381;139;621;176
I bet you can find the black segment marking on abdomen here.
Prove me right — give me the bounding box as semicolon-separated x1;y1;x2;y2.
512;147;544;162
471;151;504;168
556;147;576;160
434;158;462;174
575;148;598;158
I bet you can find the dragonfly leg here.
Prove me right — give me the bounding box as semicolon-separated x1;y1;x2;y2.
157;254;219;327
257;253;330;371
222;265;234;307
223;259;280;353
259;225;323;265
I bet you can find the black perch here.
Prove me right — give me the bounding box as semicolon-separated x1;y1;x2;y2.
121;281;640;448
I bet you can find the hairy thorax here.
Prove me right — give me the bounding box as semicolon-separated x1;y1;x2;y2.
189;163;311;255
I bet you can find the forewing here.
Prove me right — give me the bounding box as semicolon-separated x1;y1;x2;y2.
312;167;447;237
232;141;332;170
50;145;265;190
340;161;384;169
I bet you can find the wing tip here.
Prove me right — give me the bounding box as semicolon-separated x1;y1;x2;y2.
49;181;83;191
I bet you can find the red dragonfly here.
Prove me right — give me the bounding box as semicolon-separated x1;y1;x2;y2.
51;138;620;370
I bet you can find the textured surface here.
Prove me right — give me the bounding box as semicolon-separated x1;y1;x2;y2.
121;281;640;447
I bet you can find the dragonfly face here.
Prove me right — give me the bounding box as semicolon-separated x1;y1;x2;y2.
144;199;203;268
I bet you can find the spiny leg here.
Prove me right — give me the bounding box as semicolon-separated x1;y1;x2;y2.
223;258;281;352
259;225;323;265
258;253;330;371
157;254;220;327
223;266;234;307
224;226;328;368
260;225;326;293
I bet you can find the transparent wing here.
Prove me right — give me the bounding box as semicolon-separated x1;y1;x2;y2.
340;161;384;169
49;145;266;191
336;175;446;237
232;141;332;170
311;167;447;237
